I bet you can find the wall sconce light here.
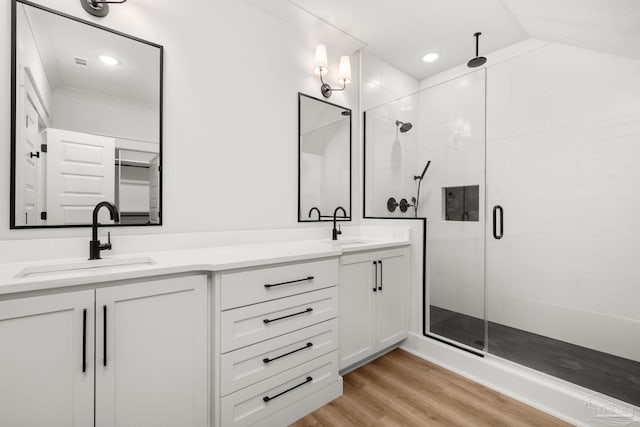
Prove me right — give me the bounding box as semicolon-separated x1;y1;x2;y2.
80;0;127;17
314;45;351;98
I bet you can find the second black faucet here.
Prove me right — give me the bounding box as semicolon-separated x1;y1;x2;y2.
332;206;347;240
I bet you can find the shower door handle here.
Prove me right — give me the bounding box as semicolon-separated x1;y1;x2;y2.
493;205;504;240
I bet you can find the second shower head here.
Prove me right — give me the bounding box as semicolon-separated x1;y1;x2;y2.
396;120;413;133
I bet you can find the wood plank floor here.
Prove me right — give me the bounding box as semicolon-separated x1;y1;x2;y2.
291;349;572;427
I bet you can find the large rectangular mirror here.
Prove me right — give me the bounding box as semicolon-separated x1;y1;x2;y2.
10;0;163;228
298;93;351;222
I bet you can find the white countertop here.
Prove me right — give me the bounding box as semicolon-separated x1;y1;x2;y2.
0;237;409;296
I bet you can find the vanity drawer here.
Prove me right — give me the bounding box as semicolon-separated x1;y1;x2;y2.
220;287;338;353
220;319;338;396
220;258;338;310
221;351;339;427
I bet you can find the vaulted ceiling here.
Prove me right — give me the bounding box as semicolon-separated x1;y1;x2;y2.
255;0;640;81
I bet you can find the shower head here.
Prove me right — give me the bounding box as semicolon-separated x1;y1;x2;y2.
414;160;431;181
395;120;413;133
467;32;487;68
468;56;487;68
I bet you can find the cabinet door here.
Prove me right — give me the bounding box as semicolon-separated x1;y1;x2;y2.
339;253;377;370
375;249;409;349
95;275;208;427
0;290;94;427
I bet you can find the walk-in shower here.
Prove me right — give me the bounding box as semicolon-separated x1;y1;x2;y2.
364;41;640;408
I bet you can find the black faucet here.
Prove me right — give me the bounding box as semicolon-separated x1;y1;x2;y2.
332;206;347;241
308;207;321;221
89;201;120;260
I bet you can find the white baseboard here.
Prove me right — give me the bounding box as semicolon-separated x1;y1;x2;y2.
401;333;640;427
339;342;403;375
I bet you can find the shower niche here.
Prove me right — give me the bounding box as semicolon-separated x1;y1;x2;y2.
443;185;479;222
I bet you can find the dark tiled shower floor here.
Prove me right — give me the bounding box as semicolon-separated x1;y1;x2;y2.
430;305;640;407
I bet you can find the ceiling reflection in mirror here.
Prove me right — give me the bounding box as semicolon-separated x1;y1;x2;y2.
11;1;163;228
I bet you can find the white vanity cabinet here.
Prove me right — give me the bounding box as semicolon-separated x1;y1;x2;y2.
0;290;95;427
0;274;208;427
339;247;409;371
214;257;343;427
95;275;208;427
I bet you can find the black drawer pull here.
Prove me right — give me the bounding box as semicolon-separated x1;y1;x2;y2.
264;276;314;288
263;342;313;363
264;308;313;324
263;376;313;402
82;308;87;373
373;261;378;292
103;305;107;367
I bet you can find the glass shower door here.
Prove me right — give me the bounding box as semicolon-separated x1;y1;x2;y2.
484;42;640;407
423;70;487;351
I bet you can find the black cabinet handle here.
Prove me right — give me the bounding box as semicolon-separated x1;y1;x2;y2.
29;152;40;158
378;260;383;291
373;261;378;292
493;205;504;240
82;309;87;373
263;376;313;402
265;276;314;288
263;342;313;364
103;305;107;367
263;307;313;324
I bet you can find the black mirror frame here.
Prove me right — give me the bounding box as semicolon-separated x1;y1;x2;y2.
297;92;352;223
10;0;164;229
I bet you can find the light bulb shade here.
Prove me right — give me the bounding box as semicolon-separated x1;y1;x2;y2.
314;44;328;75
338;56;352;85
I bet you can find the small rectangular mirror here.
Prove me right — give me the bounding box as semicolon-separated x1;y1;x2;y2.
298;93;351;222
11;0;163;228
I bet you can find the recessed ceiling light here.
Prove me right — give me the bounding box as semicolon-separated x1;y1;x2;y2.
99;55;120;66
422;52;439;63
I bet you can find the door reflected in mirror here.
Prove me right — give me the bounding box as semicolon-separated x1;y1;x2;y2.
298;93;352;222
11;0;163;228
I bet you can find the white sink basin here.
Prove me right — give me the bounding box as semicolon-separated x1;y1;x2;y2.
15;257;156;278
329;238;375;246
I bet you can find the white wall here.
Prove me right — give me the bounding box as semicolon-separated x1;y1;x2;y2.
361;49;419;111
51;87;159;143
0;0;359;243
